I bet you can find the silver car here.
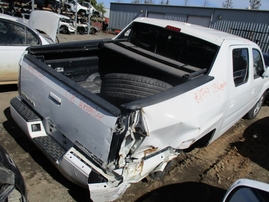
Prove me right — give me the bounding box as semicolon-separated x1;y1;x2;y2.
0;11;59;85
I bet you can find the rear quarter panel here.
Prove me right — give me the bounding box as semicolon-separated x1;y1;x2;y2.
137;43;231;151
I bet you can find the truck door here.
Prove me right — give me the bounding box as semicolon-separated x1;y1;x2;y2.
222;46;263;132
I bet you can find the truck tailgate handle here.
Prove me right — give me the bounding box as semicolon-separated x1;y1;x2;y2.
49;92;62;105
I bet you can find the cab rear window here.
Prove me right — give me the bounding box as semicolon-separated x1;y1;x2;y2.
117;22;218;69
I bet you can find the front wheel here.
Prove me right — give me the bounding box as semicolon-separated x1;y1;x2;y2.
244;93;265;119
60;25;68;34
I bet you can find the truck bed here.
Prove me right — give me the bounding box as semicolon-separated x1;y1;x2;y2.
33;40;208;99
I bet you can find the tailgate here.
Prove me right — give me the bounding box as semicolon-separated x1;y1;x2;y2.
19;55;120;163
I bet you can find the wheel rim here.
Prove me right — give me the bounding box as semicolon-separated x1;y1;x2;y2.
253;95;264;116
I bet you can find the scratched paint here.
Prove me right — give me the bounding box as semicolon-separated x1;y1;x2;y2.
26;64;105;122
27;65;45;81
65;89;105;122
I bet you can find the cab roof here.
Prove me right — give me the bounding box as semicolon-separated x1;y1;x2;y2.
133;17;255;47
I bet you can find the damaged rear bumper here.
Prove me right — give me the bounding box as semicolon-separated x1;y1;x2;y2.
10;97;128;201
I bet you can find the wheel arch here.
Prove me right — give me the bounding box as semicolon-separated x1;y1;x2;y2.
184;129;216;152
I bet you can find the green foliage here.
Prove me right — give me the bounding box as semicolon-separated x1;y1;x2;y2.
83;0;97;7
96;2;106;15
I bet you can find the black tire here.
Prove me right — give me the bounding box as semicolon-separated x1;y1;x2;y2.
77;27;85;35
90;27;96;35
100;73;172;105
244;93;265;119
60;25;68;34
79;9;86;16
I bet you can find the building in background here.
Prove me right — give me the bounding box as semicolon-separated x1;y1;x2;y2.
108;3;269;52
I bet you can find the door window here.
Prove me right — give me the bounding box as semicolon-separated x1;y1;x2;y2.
0;19;40;46
252;49;264;79
233;48;249;86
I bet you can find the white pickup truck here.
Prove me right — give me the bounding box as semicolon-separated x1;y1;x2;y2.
10;17;269;201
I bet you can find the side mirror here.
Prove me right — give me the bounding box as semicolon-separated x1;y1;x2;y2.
262;67;269;77
223;179;269;202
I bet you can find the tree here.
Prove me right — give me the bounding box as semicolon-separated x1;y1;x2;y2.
95;2;106;15
183;0;189;6
132;0;140;3
249;0;261;9
222;0;233;8
160;0;169;4
144;0;154;3
203;0;208;6
83;0;97;7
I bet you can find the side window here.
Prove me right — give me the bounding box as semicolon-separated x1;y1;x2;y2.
252;49;264;79
7;23;25;45
26;29;40;46
0;20;25;45
233;48;249;86
0;21;8;45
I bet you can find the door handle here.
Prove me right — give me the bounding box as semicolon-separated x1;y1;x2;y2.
49;92;62;105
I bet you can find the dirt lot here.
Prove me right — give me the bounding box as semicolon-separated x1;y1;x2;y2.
0;32;269;202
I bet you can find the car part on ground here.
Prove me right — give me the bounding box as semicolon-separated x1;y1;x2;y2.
0;145;27;202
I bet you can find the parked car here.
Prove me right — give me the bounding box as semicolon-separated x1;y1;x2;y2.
59;17;76;34
0;11;60;85
81;2;101;17
76;22;99;35
0;145;27;202
64;0;89;16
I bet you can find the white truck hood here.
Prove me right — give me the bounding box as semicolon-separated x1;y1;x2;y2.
29;10;62;43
